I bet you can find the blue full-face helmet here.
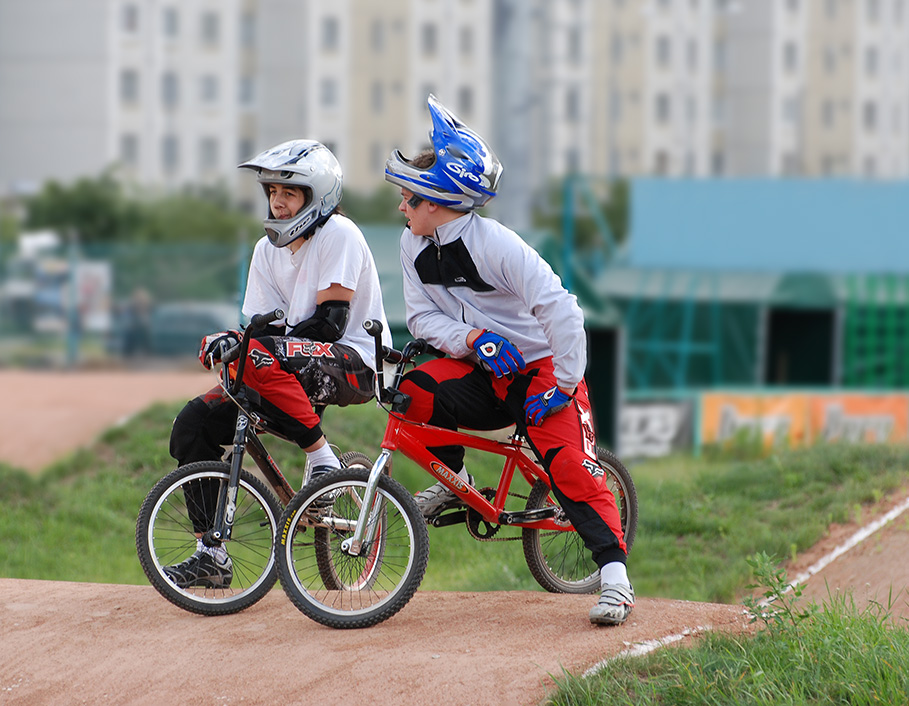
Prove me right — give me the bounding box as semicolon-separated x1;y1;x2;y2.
385;94;502;211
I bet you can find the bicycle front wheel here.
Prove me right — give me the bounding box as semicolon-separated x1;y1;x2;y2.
522;447;638;594
276;468;429;629
136;462;281;615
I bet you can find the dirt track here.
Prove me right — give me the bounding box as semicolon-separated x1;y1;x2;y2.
2;370;909;705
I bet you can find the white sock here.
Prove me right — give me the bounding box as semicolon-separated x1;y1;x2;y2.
198;542;229;563
600;562;630;589
307;443;341;470
456;465;470;481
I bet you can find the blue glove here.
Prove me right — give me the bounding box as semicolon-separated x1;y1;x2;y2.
524;386;573;426
472;330;525;377
198;330;241;369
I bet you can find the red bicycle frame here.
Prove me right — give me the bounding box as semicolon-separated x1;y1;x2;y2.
379;411;569;532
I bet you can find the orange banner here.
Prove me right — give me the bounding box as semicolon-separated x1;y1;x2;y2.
701;394;809;449
700;392;909;449
809;395;908;444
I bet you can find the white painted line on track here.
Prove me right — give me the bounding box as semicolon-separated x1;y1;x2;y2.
584;491;909;676
782;493;909;595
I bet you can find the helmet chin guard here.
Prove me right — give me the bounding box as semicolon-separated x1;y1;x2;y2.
385;94;502;211
239;140;343;247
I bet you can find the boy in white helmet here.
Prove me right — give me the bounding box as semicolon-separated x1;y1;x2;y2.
165;139;391;589
385;95;633;626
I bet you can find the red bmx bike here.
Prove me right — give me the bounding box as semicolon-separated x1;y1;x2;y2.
274;320;638;629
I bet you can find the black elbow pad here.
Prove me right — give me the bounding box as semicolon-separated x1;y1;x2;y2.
287;300;350;342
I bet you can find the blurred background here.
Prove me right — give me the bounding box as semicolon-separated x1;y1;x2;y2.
3;0;909;455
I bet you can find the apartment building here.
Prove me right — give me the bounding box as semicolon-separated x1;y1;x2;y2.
722;0;909;178
2;0;909;215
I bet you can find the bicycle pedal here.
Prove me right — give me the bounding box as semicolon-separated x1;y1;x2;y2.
428;510;467;527
499;507;558;525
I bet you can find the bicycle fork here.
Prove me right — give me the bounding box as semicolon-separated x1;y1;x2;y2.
205;411;249;546
340;448;392;556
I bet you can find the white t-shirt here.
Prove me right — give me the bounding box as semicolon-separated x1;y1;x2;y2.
242;214;391;369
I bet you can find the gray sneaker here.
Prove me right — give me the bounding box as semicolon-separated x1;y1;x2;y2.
414;474;474;518
164;550;233;589
589;583;634;625
308;465;342;509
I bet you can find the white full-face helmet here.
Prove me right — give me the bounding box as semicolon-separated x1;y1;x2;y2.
239;139;343;248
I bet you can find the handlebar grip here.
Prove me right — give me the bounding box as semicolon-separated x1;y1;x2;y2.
363;319;383;336
382;346;404;364
250;308;285;331
221;342;241;364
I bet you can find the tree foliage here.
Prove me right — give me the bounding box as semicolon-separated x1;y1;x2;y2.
23;174;258;244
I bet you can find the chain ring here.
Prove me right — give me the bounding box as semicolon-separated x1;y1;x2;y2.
465;489;529;542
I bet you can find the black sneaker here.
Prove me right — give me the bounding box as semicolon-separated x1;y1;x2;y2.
308;465;342;509
164;550;233;589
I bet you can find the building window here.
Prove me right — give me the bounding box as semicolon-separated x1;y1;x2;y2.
566;148;580;174
239;76;254;105
120;69;139;104
783;41;798;73
320;77;337;107
371;19;384;52
240;12;255;48
864;156;877;177
163;7;178;38
656;36;671;68
610;89;622;121
863;101;877;131
371;81;384;112
421;23;438;56
458;86;474;118
162;71;179;109
611;33;623;65
162;135;179;172
865;46;878;76
200;74;218;104
825;0;837;18
120;134;139;167
199;137;219;170
122;4;139;33
655;93;671;123
201;11;220;46
566;86;580;122
370;142;384;173
238;138;254;164
822;99;835;128
459;26;473;56
568;25;582;64
654;151;670;175
824;46;836;73
867;0;880;22
687;39;698;71
322;16;339;51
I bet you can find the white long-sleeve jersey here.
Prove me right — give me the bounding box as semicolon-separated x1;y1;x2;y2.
400;211;587;390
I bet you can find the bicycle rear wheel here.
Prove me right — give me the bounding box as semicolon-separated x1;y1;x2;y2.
276;468;429;629
522;447;638;594
136;462;281;615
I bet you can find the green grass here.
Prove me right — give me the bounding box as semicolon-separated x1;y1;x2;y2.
3;401;909;598
546;554;909;705
3;401;909;704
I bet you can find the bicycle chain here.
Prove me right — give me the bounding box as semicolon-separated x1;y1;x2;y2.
465;489;529;542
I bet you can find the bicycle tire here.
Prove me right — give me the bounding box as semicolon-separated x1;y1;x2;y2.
522;447;638;594
136;462;281;616
276;468;429;629
313;453;384;591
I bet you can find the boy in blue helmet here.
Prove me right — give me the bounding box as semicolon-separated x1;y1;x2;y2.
385;95;634;626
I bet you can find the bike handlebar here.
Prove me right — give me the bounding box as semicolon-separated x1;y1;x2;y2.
221;308;285;394
363;319;444;400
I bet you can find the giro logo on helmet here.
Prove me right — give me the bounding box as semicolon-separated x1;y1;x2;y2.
446;162;482;183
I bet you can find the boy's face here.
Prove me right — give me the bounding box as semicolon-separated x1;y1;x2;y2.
268;184;307;220
398;189;433;236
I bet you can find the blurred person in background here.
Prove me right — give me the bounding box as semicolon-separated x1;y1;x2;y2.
164;139;391;589
384;95;633;626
